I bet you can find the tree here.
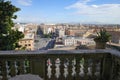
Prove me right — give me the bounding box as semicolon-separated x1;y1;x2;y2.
43;33;52;38
0;0;24;50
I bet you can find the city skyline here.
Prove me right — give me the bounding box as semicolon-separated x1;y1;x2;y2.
11;0;120;24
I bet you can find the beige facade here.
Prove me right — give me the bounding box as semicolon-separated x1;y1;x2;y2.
19;39;34;50
19;33;34;50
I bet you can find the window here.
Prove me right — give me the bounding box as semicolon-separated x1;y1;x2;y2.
28;44;31;46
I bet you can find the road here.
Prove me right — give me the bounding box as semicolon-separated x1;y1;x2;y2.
46;39;56;49
34;36;51;50
34;26;56;50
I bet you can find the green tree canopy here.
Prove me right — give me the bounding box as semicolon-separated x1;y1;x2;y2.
0;0;24;50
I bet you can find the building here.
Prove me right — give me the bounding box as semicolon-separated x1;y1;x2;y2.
65;28;87;36
19;33;35;50
13;23;38;50
24;23;38;35
40;24;55;34
55;29;65;38
62;36;77;46
108;31;120;44
62;36;95;46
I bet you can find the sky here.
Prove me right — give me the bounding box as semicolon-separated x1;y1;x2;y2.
10;0;120;24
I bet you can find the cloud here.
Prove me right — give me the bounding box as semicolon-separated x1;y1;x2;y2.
65;0;120;19
17;0;32;6
14;15;45;23
76;0;91;4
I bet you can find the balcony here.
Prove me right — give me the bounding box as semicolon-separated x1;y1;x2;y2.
0;50;120;80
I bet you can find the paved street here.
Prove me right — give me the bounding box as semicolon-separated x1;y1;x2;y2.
34;36;51;50
34;26;56;50
46;39;56;49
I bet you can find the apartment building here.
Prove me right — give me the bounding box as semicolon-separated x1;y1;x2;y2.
19;33;34;50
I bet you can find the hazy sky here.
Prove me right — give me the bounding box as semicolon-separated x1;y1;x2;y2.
11;0;120;24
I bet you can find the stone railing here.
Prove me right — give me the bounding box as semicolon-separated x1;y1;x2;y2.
107;43;120;51
0;50;119;80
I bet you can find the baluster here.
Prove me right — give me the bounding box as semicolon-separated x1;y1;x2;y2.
50;58;56;80
91;59;96;80
118;60;120;79
55;58;61;79
63;58;69;80
111;56;116;79
9;60;16;77
83;57;89;80
76;57;81;80
14;61;18;75
1;60;7;80
18;60;25;74
87;59;92;80
79;57;84;80
16;61;21;75
67;58;73;80
87;59;92;75
46;58;52;79
6;61;11;79
28;59;33;74
116;57;120;80
71;58;76;80
58;58;66;80
95;60;101;80
24;59;30;73
27;60;31;73
23;60;26;73
0;61;2;79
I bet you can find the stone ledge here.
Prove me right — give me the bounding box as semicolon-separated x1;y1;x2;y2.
0;49;119;56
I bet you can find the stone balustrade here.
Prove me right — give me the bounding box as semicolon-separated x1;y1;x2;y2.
0;50;119;80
